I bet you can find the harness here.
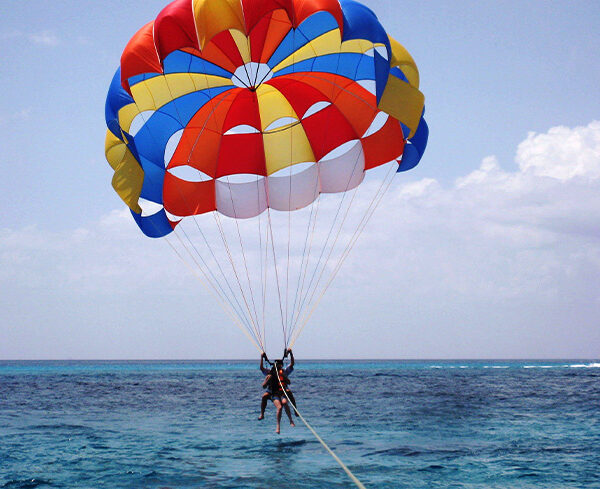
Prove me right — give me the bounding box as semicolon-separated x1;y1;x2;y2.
269;367;288;395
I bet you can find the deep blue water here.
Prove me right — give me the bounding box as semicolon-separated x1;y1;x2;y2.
1;360;599;489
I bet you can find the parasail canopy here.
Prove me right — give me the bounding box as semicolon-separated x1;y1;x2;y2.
104;0;428;354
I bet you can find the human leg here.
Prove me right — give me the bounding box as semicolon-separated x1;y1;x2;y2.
258;392;269;420
286;390;298;416
272;398;282;434
281;398;295;427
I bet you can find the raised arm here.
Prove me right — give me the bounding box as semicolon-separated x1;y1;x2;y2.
287;348;295;369
260;352;270;375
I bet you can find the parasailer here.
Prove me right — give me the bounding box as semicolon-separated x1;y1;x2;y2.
104;0;427;478
259;349;297;432
264;358;295;434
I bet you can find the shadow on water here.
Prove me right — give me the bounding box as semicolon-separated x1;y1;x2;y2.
274;439;308;450
242;438;311;456
1;480;53;489
362;446;473;458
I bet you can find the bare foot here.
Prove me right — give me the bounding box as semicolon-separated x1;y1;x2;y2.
258;414;264;420
290;422;295;427
276;427;280;434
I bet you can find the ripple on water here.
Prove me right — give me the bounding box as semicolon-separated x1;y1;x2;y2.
1;360;599;489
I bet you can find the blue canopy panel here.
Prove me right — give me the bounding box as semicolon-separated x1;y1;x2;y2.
400;122;410;139
272;52;375;84
131;208;173;238
390;66;408;83
398;111;428;172
105;68;135;139
340;0;391;52
129;85;235;168
127;73;161;86
161;50;235;78
373;51;389;103
137;155;165;204
118;128;164;205
340;0;391;104
122;133;171;237
267;11;339;69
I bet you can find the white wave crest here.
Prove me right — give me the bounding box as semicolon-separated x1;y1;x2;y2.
568;363;600;368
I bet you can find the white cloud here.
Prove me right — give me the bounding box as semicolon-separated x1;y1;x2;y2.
516;121;600;181
362;121;600;288
331;121;600;357
1;29;60;46
0;212;182;293
1;121;599;359
0;108;32;126
29;31;60;46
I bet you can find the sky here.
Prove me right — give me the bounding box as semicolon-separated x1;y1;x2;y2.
1;1;599;360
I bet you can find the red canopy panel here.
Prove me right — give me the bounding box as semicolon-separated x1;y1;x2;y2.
154;0;199;60
120;22;163;95
163;173;216;217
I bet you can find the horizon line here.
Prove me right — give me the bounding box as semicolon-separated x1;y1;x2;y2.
1;357;598;362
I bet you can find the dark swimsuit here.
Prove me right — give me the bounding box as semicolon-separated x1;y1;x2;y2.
269;370;290;400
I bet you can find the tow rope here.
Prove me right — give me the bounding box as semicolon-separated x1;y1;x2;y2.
276;373;368;489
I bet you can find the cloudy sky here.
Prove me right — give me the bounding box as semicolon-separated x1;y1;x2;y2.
1;1;599;359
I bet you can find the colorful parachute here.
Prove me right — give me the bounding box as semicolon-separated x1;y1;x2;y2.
104;0;428;352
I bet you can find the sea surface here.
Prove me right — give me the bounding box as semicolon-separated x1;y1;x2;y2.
1;360;599;489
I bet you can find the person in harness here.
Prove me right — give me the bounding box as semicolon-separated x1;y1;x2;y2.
258;349;297;434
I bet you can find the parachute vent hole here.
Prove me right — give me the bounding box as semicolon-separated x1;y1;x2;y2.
232;63;273;90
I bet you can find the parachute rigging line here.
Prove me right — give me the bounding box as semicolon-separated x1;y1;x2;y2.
173;226;264;347
164;234;262;353
123;79;264;348
256;175;268;352
266;205;288;346
186;216;255;337
290;160;398;348
284;37;350;342
158;67;268;349
190;60;264;343
285;50;370;339
162;69;265;349
287;123;366;341
225;174;262;334
290;159;364;337
174;223;256;336
212;210;264;347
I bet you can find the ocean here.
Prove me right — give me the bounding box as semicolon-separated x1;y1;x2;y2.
1;360;599;488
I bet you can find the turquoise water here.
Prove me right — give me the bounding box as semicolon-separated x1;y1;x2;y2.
1;360;599;488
